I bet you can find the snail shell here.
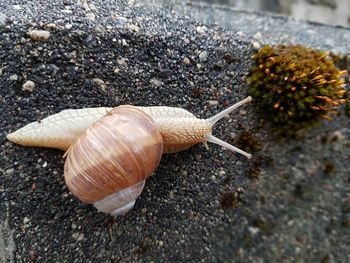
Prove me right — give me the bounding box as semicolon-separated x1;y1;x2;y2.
7;97;253;216
64;106;163;216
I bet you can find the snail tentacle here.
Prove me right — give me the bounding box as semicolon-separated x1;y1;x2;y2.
207;96;252;125
204;96;252;158
207;134;252;159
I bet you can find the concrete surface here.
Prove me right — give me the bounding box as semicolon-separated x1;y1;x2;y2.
1;0;349;262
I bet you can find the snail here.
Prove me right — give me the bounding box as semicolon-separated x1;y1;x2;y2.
7;96;252;216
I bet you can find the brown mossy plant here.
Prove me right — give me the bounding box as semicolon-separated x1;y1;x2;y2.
248;45;347;130
330;52;350;118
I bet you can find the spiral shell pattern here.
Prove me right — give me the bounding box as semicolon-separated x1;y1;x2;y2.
64;106;163;212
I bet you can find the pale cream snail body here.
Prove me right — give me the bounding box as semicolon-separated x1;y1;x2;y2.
7;97;252;216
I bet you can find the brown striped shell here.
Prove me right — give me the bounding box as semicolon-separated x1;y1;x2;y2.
64;106;163;215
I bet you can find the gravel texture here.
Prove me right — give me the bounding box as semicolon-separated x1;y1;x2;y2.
0;0;349;262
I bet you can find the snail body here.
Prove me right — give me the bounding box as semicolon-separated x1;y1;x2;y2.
7;97;252;216
6;106;204;152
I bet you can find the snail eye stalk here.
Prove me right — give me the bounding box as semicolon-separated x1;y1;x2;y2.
206;96;252;159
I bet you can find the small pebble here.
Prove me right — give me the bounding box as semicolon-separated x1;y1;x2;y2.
254;32;262;40
62;9;73;15
196;26;207;35
85;12;96;21
13;5;22;10
218;170;226;176
121;39;128;46
29;30;50;41
199;51;208;61
65;24;73;30
72;232;85;241
92;78;106;91
239;109;247;116
208;100;219;106
23;217;30;224
248;226;260;235
44;23;58;30
237;31;246;38
22;80;35;92
0;13;7;27
92;78;105;86
237;187;244;193
6;168;15;176
10;74;18;81
252;41;261;50
331;130;346;142
183;57;190;65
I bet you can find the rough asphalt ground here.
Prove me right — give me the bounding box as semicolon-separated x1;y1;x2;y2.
1;0;350;262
